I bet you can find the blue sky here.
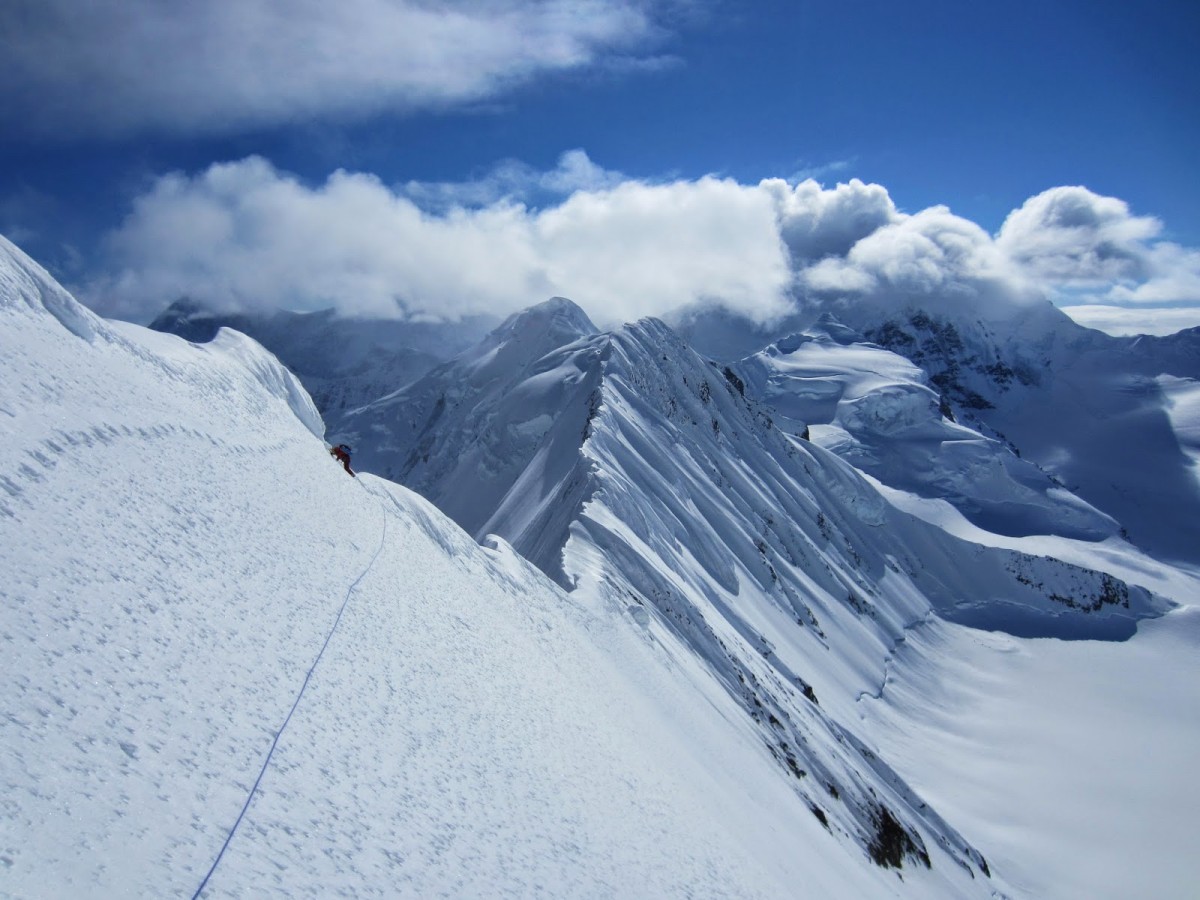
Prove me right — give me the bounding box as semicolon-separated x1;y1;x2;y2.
2;0;1197;333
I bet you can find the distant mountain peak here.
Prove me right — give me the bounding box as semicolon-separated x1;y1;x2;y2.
494;296;598;342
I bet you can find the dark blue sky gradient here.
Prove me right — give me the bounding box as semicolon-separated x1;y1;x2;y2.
2;0;1197;279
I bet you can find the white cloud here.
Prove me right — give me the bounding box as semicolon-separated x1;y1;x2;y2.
80;156;1200;333
996;186;1160;285
0;0;671;138
84;156;793;326
763;177;898;264
994;187;1200;312
787;194;1033;316
1103;242;1200;305
776;181;1199;321
533;175;792;323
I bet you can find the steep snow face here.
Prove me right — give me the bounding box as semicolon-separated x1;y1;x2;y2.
342;298;1178;887
149;298;497;428
4;235;984;899
735;314;1120;541
335;297;606;581
838;302;1200;563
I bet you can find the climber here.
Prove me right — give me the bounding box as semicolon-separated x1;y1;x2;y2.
330;443;355;477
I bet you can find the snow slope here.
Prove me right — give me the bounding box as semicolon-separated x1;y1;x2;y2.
831;300;1200;565
734;314;1119;541
149;298;497;430
338;298;1194;896
858;607;1200;900
1;236;976;898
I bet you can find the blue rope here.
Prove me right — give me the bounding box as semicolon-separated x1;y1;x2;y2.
191;501;388;898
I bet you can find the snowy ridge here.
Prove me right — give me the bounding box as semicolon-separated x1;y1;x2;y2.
337;297;609;582
149;298;496;431
341;299;1178;891
4;236;946;898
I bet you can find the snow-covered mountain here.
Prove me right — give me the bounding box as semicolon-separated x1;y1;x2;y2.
337;296;1200;893
733;313;1120;542
0;236;1014;897
149;297;498;425
335;297;607;580
344;298;1166;636
810;299;1200;565
5;234;1199;899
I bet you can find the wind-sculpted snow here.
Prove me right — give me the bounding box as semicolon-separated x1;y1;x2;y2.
735;314;1120;542
841;302;1200;564
4;240;960;898
340;298;1180;893
0;235;101;341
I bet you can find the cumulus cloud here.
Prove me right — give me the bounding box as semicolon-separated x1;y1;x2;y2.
0;0;672;138
997;186;1161;285
789;198;1031;317
764;177;898;263
777;181;1199;323
994;187;1200;311
1103;242;1200;305
80;156;1200;334
84;155;793;326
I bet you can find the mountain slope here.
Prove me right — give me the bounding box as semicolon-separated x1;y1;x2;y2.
733;313;1119;541
336;296;607;582
827;300;1200;564
341;299;1187;893
3;236;983;898
149;297;497;427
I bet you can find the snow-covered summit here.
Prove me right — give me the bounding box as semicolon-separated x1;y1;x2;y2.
332;298;605;578
489;295;599;344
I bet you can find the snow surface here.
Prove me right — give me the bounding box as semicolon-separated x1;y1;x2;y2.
859;608;1200;900
823;300;1200;566
331;295;1199;898
1;236;968;898
734;315;1119;542
5;233;1199;899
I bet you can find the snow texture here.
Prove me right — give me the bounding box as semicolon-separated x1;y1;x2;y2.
4;234;1198;899
835;300;1200;565
0;236;961;897
333;295;1195;898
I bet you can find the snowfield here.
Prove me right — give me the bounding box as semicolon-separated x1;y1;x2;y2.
0;238;974;897
3;233;1199;899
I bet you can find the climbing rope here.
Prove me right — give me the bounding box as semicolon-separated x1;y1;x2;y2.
191;492;388;898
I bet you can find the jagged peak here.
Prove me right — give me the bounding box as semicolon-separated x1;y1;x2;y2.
620;314;746;358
